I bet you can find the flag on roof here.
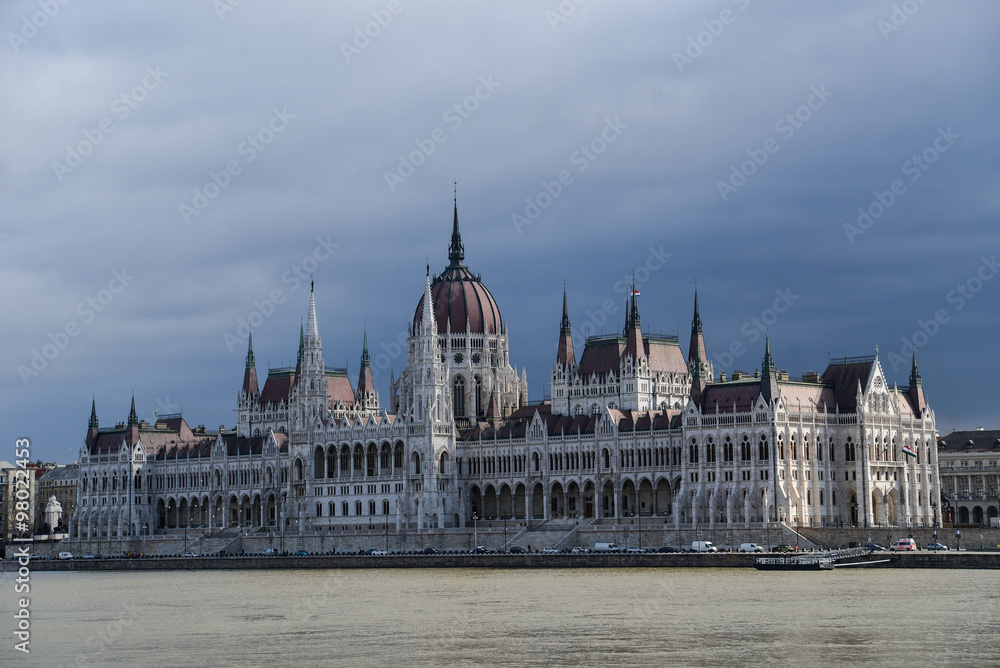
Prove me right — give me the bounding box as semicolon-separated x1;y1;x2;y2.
629;288;640;296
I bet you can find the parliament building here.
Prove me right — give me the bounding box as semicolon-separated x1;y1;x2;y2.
71;198;942;546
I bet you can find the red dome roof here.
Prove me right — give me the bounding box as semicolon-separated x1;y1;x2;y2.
414;265;503;335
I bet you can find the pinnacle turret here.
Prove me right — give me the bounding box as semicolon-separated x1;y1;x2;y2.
448;182;465;268
89;397;99;429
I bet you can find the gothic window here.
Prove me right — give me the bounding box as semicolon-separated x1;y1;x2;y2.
453;377;466;418
741;435;751;461
758;435;769;461
689;439;699;464
723;437;733;462
369;500;376;516
706;438;716;463
316;503;322;517
342;501;349;516
383;500;390;515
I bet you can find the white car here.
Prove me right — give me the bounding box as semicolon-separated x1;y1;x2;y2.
571;547;590;554
541;547;559;554
370;550;389;556
58;551;74;560
625;546;646;553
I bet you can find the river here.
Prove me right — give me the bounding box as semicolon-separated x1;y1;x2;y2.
4;567;999;666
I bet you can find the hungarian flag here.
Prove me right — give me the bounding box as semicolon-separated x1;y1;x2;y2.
902;444;917;458
630;288;640;296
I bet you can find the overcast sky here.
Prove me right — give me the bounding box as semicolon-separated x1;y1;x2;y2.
3;1;998;464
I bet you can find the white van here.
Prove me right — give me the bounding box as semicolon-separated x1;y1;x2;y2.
691;541;717;553
739;543;764;553
58;551;74;559
593;542;619;552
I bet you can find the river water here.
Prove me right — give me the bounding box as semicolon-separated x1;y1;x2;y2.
4;567;999;666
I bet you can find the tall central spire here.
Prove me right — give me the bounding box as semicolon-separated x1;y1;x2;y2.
448;182;465;268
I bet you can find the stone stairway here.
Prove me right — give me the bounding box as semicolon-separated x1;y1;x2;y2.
183;529;243;556
507;522;578;552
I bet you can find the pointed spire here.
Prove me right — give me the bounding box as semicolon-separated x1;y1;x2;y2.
908;350;926;415
560;282;571;335
361;328;370;368
760;336;779;406
909;350;922;387
763;335;776;372
89;397;99;429
128;393;138;426
448;182;465;268
688;287;709;370
556;282;576;366
420;267;437;335
624;276;642;359
243;333;259;397
305;280;320;342
296;321;305;366
246;330;256;369
692;285;702;332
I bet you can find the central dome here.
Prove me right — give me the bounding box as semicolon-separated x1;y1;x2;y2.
412;196;503;335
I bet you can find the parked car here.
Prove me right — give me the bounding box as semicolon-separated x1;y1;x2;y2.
926;542;949;551
370;550;389;556
82;553;97;559
263;548;278;555
571;547;591;554
868;543;887;551
626;546;646;553
739;543;765;553
509;546;526;554
655;546;679;553
773;545;797;553
295;550;309;556
541;547;559;554
183;552;199;557
58;551;74;560
422;547;439;555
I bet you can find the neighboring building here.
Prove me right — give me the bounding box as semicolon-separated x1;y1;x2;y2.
71;197;943;541
937;429;1000;527
35;463;79;535
0;460;39;545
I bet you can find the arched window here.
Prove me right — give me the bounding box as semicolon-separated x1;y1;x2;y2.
355;500;362;516
342;501;349;516
453;377;466;418
383;500;390;515
411;452;421;476
329;501;336;516
369;500;376;516
689;440;699;464
758;436;769;461
532;451;540;471
741;435;751;461
706;438;716;463
316;503;322;517
723;437;733;462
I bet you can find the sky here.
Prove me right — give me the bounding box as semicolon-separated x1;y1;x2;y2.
2;1;999;465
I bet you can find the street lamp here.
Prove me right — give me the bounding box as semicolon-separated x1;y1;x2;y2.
503;515;508;553
472;513;478;551
142;522;148;555
956;529;961;551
